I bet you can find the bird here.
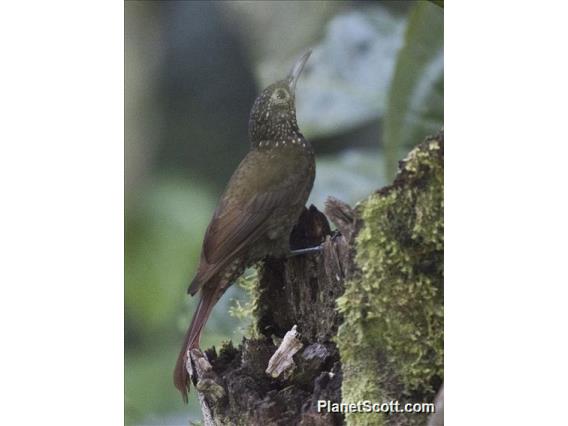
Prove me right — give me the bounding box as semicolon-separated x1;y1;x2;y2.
174;51;316;402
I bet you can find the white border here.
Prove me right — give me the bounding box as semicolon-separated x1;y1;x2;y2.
0;3;123;425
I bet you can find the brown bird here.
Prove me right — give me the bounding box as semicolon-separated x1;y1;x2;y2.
174;51;316;401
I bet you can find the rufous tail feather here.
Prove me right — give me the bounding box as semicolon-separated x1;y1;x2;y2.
173;286;219;403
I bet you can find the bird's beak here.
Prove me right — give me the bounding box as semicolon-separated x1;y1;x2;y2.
287;50;311;94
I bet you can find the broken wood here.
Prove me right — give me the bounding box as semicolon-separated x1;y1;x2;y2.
266;325;303;378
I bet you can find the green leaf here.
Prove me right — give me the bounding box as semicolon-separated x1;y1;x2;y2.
257;8;407;139
383;2;443;178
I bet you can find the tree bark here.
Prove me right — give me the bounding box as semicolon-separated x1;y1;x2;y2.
187;132;444;426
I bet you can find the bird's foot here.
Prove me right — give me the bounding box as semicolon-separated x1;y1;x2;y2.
288;244;323;257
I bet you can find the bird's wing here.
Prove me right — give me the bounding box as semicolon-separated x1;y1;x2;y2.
187;149;306;295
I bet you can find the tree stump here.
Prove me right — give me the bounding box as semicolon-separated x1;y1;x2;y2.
187;132;444;426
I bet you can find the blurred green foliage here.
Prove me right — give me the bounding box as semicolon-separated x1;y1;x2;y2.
125;176;214;340
384;1;444;177
124;177;214;424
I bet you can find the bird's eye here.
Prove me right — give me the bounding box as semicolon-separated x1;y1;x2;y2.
274;89;288;101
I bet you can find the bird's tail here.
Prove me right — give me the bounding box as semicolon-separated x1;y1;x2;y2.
173;285;219;403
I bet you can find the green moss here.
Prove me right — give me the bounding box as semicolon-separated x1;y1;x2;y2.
229;269;260;338
337;134;444;425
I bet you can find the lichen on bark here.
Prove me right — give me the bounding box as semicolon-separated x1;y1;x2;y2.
337;132;444;426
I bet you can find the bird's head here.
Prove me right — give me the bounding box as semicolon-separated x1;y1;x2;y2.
249;51;311;145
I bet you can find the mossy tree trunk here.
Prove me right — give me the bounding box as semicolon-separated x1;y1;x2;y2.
189;132;444;426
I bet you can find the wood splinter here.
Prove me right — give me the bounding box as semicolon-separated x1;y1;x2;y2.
266;325;304;378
